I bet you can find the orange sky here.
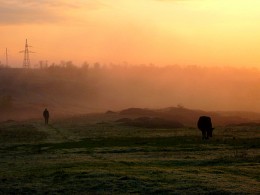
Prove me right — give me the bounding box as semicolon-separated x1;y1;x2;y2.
1;0;260;67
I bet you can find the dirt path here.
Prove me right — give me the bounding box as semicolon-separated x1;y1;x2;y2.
31;121;72;143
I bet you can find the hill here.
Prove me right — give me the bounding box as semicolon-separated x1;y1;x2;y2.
116;107;260;126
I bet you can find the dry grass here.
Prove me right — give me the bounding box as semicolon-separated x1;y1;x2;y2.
0;116;259;194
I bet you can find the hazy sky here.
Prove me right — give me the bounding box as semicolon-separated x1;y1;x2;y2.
1;0;260;67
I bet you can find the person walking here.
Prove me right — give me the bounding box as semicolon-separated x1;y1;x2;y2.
43;108;49;125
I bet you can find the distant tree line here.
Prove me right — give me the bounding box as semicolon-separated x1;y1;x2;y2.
1;63;260;112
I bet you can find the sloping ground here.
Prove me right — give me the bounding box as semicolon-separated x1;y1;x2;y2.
0;117;259;194
118;107;256;126
116;116;184;128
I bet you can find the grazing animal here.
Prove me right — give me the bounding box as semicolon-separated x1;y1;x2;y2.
197;116;214;140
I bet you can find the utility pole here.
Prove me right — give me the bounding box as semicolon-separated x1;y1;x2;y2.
5;48;8;67
20;39;34;68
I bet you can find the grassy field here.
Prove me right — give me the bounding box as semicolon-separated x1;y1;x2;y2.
0;114;259;194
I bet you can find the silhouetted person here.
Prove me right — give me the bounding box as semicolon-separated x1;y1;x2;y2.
43;108;49;125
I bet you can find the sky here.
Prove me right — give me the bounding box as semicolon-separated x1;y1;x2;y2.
1;0;260;67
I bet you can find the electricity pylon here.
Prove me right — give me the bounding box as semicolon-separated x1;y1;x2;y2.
20;39;34;68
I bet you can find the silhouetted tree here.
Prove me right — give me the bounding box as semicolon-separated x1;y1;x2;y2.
65;61;76;69
81;62;89;70
93;62;101;69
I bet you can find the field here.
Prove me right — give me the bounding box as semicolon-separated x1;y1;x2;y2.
0;114;259;194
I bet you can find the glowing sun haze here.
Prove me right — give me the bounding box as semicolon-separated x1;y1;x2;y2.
1;0;260;67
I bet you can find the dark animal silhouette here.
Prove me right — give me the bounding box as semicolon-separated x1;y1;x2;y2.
43;108;49;125
197;116;214;140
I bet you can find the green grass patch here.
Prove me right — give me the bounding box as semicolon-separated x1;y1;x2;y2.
0;120;259;194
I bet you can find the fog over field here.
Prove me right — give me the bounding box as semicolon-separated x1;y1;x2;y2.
1;1;260;194
1;65;260;121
